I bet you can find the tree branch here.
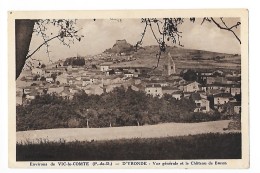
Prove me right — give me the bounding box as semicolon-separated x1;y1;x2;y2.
156;22;163;35
148;21;160;44
155;51;162;69
135;19;148;50
26;35;60;59
220;17;228;28
210;17;241;44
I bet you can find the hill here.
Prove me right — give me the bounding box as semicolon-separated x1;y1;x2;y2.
111;45;241;72
104;39;135;54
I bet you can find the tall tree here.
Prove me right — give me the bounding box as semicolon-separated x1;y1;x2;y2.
15;20;36;79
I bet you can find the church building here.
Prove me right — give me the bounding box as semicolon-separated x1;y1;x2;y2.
162;52;176;76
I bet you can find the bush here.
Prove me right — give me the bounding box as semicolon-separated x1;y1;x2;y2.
68;118;80;128
33;75;40;81
63;57;85;66
40;76;46;81
188;112;221;122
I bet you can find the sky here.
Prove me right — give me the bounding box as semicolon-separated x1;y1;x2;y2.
28;18;241;64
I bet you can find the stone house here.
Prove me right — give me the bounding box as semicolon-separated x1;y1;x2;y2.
180;81;200;92
100;62;114;72
145;84;163;98
213;93;233;108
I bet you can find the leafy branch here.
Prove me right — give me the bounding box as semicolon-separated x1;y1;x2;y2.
26;35;59;60
25;19;84;68
136;18;184;69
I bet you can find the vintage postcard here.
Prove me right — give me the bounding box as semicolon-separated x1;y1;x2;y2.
8;10;249;168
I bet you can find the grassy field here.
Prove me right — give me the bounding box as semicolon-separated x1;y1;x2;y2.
16;132;241;161
16;120;236;144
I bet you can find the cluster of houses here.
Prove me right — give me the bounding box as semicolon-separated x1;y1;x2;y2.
17;53;241;116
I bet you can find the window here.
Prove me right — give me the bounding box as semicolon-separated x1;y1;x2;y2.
148;90;150;92
155;90;157;92
171;66;173;69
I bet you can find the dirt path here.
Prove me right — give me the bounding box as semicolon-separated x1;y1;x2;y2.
16;120;240;144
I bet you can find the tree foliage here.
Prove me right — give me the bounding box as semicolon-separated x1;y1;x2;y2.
63;57;85;66
16;87;224;131
181;69;198;81
40;63;46;68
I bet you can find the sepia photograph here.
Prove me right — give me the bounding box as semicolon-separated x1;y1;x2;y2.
8;10;249;168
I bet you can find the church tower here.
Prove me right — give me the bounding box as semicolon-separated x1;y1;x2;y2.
162;52;176;76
